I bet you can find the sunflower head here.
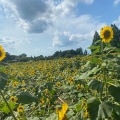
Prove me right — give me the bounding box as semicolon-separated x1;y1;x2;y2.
17;105;24;113
100;26;113;43
56;82;61;87
13;81;19;87
0;45;6;61
10;96;18;102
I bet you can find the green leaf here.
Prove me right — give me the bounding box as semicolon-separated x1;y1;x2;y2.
4;116;14;120
87;97;100;120
88;80;103;92
101;62;106;67
89;67;100;75
0;72;8;90
79;67;100;79
46;113;58;120
94;40;101;45
88;45;100;50
97;101;113;120
78;93;84;98
26;117;40;120
90;57;102;65
112;110;120;120
114;104;120;116
76;103;82;112
17;92;37;104
92;48;100;54
0;102;15;114
0;66;6;72
67;109;75;119
78;72;88;79
84;61;90;68
108;85;120;102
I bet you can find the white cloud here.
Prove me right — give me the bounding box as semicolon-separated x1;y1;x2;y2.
52;14;105;47
0;36;31;50
50;0;104;48
0;0;53;33
82;0;95;4
112;16;120;28
53;30;95;47
0;0;106;56
0;37;22;49
0;0;95;34
114;0;120;5
1;0;94;33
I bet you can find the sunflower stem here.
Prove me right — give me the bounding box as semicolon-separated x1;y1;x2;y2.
99;40;104;101
0;90;17;120
103;70;108;100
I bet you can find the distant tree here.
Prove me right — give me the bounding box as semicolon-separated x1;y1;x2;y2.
3;52;11;62
65;54;73;58
60;51;67;57
53;51;60;57
76;47;83;55
111;24;120;48
84;49;88;55
91;31;101;53
19;53;27;58
67;49;76;56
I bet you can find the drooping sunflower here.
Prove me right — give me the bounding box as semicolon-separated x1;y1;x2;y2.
100;26;113;43
0;45;6;61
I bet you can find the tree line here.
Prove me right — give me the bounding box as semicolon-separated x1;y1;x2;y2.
3;48;88;62
3;24;120;62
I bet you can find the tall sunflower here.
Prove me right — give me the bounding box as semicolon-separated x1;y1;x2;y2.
0;45;6;61
100;26;113;43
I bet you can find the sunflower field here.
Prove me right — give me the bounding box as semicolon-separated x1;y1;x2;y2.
1;26;120;120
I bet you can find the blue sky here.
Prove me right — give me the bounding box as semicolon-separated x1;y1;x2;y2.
0;0;120;57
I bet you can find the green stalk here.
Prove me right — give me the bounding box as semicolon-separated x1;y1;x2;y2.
103;70;108;100
99;40;103;102
101;40;103;60
0;90;17;120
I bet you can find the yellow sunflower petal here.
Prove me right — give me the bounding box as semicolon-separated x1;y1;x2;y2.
0;45;6;61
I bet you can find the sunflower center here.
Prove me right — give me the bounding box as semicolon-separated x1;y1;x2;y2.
11;98;15;101
104;30;110;39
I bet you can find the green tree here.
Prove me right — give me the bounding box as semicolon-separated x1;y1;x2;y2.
84;49;88;55
91;31;101;53
76;47;83;55
111;24;120;48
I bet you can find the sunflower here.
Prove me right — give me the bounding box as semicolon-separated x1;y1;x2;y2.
100;26;113;43
56;82;61;87
0;45;6;61
56;102;68;120
17;105;24;113
10;96;18;102
13;81;19;87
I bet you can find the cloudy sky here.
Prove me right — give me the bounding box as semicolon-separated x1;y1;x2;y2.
0;0;120;57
